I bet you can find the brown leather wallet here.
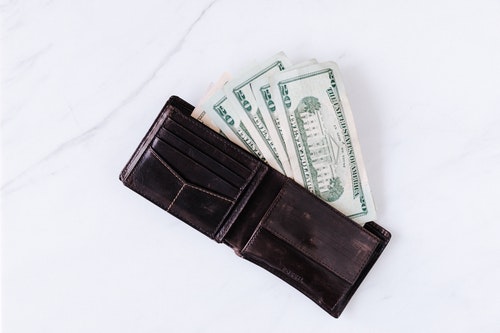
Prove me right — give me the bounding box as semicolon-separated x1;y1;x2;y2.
119;96;391;318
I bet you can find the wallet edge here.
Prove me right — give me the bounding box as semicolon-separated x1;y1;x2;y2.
330;221;391;317
119;96;192;183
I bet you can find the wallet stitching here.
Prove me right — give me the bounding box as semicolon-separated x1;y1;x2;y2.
167;184;186;211
184;184;234;203
153;135;240;193
213;162;265;242
128;161;175;212
150;148;234;206
150;148;185;184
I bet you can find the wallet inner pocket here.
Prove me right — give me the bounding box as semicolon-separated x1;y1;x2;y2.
147;146;235;237
241;180;380;310
252;181;380;284
242;226;352;312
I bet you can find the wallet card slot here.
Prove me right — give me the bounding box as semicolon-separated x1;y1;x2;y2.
156;126;246;187
167;111;258;176
162;118;253;178
163;118;252;176
151;137;240;199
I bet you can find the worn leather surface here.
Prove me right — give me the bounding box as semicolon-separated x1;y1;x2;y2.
120;95;391;318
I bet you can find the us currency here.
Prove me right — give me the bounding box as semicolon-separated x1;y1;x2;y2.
201;88;271;165
250;59;318;175
192;72;232;133
269;62;376;223
223;52;292;175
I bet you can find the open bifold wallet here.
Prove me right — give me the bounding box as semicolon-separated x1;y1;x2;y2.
119;96;391;318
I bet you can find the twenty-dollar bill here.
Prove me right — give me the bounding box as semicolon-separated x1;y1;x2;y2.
269;62;376;223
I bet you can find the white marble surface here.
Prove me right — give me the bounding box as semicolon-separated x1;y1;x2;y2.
2;0;500;332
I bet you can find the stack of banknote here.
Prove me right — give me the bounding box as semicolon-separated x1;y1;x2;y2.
192;52;376;224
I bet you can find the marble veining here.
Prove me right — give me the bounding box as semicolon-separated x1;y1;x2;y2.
2;0;500;332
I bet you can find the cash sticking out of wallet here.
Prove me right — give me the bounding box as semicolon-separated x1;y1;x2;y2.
192;52;375;224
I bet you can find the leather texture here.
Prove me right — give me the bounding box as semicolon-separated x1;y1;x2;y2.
120;95;391;318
